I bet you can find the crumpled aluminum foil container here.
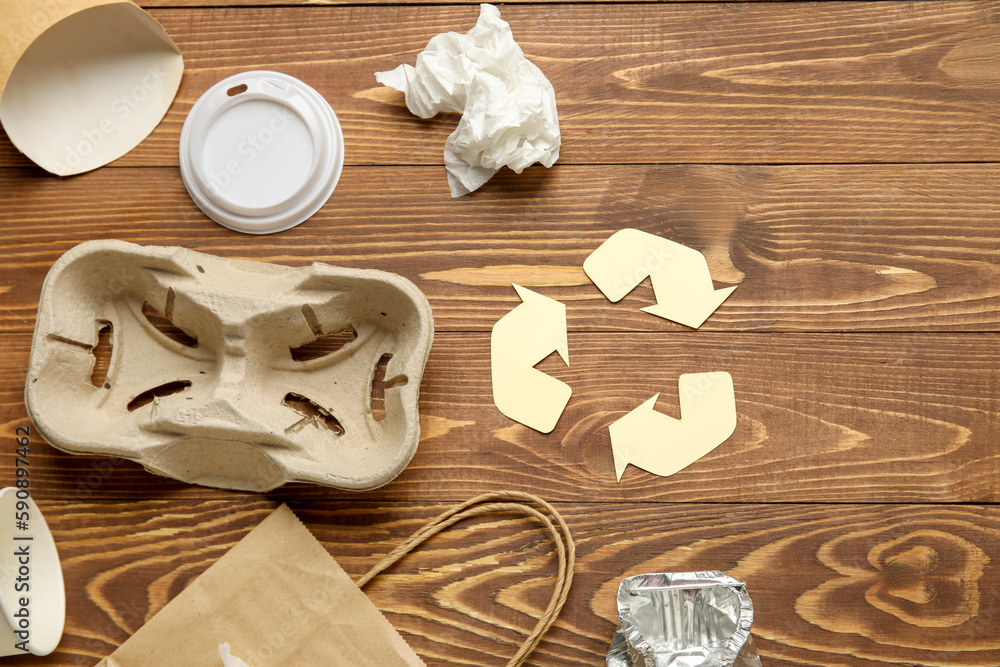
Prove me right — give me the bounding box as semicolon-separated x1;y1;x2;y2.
606;571;762;667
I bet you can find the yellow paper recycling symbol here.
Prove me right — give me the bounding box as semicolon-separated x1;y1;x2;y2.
490;229;740;480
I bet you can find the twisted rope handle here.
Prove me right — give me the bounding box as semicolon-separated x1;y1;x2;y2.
356;491;576;667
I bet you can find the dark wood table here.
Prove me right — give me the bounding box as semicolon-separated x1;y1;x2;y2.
1;1;998;665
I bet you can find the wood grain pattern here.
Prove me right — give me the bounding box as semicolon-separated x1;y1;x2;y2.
136;0;803;5
2;331;997;504
6;499;997;667
1;164;997;334
1;0;997;664
2;2;999;168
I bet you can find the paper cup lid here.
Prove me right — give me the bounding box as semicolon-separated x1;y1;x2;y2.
179;71;344;234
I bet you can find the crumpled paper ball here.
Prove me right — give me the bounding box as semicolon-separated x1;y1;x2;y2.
375;3;560;197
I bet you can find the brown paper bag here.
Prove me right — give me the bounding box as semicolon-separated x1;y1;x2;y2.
96;505;424;666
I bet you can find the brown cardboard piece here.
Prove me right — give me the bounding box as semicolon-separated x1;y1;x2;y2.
96;505;425;667
0;0;183;175
25;241;434;492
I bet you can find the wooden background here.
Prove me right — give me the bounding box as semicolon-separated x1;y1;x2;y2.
1;0;998;665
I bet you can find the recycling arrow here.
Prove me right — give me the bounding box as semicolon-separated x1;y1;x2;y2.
583;228;737;328
490;284;572;433
609;372;737;481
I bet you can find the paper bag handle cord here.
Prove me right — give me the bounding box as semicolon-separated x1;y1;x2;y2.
356;491;576;667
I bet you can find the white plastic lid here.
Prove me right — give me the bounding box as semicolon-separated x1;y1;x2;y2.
179;71;344;234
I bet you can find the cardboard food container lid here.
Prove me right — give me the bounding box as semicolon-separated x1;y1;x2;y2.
0;0;183;176
179;71;345;234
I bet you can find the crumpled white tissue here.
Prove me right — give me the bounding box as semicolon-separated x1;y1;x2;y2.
219;642;252;667
375;4;560;197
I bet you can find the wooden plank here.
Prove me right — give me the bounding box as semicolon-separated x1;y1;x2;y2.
1;164;997;334
19;498;1000;666
2;2;999;168
2;331;997;504
138;0;798;6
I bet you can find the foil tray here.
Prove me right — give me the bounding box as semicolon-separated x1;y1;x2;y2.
606;571;762;667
